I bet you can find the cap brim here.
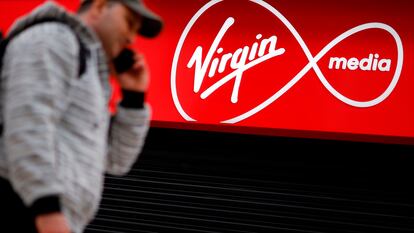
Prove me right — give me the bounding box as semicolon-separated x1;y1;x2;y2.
129;4;163;38
139;14;163;38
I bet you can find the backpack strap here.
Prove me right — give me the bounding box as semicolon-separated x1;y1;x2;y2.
0;18;88;78
77;39;88;77
0;31;8;76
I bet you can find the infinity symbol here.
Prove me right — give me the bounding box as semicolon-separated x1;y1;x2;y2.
171;0;404;124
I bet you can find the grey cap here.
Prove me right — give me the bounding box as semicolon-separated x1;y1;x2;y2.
81;0;163;38
120;0;163;38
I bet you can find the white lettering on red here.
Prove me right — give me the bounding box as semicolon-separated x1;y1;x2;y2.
187;17;285;103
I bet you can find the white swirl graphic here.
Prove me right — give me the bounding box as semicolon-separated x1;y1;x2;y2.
171;0;404;124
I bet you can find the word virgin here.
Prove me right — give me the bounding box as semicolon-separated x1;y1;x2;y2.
187;17;285;103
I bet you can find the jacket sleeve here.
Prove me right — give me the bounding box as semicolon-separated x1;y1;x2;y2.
105;90;150;176
2;23;79;207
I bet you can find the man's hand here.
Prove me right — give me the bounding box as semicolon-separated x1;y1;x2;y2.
116;52;149;92
35;212;71;233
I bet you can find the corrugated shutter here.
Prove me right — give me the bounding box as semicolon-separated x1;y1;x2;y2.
85;127;414;233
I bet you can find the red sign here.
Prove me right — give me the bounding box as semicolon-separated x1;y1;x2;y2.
1;0;414;144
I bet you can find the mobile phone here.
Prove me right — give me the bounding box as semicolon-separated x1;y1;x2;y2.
113;48;135;74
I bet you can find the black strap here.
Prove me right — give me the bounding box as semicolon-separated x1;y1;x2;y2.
77;38;88;77
0;31;8;76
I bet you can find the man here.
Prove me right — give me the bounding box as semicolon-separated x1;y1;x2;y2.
0;0;163;232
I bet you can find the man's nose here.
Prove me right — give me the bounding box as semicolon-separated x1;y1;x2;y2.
126;31;136;45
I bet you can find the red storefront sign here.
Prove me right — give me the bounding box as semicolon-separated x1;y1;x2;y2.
1;0;413;144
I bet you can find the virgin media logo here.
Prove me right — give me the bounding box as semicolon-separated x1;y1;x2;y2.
171;0;404;124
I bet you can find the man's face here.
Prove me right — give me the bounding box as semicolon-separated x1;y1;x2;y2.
95;2;142;59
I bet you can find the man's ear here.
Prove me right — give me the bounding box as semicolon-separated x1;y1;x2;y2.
90;0;107;17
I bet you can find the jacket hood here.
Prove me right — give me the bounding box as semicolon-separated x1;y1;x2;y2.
7;1;110;99
8;1;98;45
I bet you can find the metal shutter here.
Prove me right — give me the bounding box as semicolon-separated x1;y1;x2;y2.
86;127;414;233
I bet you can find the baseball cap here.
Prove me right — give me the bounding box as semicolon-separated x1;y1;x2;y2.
82;0;163;38
120;0;163;38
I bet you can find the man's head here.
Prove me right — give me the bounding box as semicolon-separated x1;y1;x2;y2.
78;0;162;58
